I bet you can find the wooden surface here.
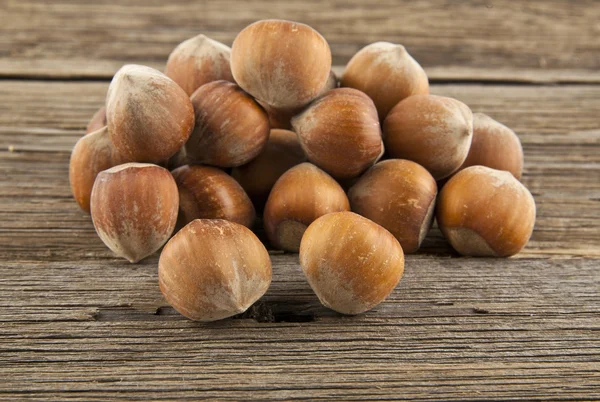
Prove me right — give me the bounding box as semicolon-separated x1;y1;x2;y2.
1;1;599;400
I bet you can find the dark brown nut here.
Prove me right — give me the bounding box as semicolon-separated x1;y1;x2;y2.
186;80;270;167
291;88;384;180
171;164;255;228
231;129;306;211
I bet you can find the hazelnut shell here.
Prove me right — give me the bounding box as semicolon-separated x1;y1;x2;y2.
165;34;234;96
263;162;350;252
158;219;272;321
457;113;524;179
436;165;536;257
300;211;405;315
186;80;270;167
171;164;255;228
348;159;437;253
341;42;429;120
383;94;473;180
69;126;129;213
86;107;107;134
291;88;384;180
231;19;332;109
106;64;194;164
90;163;179;263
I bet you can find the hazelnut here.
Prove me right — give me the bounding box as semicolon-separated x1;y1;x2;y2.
158;219;272;321
69;126;129;213
291;88;384;180
263;70;338;130
436;166;536;257
165;34;234;96
348;159;437;253
186;80;270;167
264;163;350;252
171;164;255;228
90;163;179;263
86;107;106;134
383;94;473;180
457;113;524;179
231;129;306;211
106;64;194;164
231;19;332;109
341;42;429;120
299;211;405;315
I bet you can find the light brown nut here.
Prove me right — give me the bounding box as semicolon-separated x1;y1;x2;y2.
349;159;437;253
292;88;384;180
383;94;473;180
159;219;272;321
231;19;331;109
437;166;536;257
90;163;179;263
106;64;194;164
264;163;350;252
300;211;405;315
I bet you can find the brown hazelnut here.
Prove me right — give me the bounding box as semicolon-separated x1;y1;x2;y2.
86;107;106;134
186;80;270;167
90;163;179;263
231;129;306;211
264;163;350;252
348;159;437;253
171;164;255;228
457;113;524;179
165;34;234;96
231;19;332;109
263;70;338;130
106;64;194;164
341;42;429;120
158;219;272;321
291;88;384;180
437;166;536;257
383;94;473;180
299;211;405;315
69;126;129;213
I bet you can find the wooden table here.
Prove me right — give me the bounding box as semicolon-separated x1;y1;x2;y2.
2;1;599;399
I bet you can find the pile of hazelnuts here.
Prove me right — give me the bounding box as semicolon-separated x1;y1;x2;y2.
69;19;536;321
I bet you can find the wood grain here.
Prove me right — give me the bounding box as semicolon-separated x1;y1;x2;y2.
2;0;600;396
0;78;599;398
2;0;600;82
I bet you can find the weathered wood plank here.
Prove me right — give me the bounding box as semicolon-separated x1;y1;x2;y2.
0;256;599;399
2;0;600;82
